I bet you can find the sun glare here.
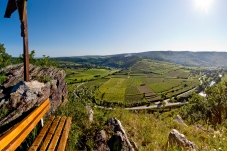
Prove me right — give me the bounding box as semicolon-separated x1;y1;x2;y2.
195;0;213;14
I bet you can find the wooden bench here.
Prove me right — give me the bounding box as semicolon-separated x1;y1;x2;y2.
0;98;72;151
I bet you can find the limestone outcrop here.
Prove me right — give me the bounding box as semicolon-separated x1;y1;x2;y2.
167;129;196;150
173;115;187;126
0;64;68;133
94;118;138;151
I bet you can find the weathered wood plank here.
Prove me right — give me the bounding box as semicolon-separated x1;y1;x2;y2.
58;117;72;151
39;116;61;151
0;99;50;151
28;116;55;151
48;116;66;151
2;103;50;151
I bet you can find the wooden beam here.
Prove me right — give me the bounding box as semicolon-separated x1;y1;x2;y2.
58;117;72;151
48;116;67;151
28;116;55;151
39;116;61;151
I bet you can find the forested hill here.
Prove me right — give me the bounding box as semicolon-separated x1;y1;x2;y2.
55;55;142;68
134;51;227;66
55;51;227;68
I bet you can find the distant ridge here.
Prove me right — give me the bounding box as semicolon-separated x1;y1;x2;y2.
55;51;227;67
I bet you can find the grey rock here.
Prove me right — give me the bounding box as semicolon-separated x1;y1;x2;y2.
195;124;214;133
106;118;138;151
0;81;50;127
167;129;197;150
86;105;94;122
0;64;68;129
173;115;187;126
94;118;138;151
94;130;110;151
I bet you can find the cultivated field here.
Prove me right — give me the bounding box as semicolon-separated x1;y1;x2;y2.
65;59;200;106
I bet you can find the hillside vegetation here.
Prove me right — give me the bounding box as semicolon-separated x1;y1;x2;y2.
69;59;200;107
56;51;227;67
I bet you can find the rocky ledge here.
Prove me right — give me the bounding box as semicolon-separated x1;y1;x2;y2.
0;64;68;133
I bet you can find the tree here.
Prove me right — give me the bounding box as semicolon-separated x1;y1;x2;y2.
18;50;56;67
180;82;227;128
0;44;12;68
206;82;227;126
180;93;210;124
17;50;37;64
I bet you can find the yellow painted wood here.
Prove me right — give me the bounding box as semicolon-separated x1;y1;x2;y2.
0;99;50;151
28;116;55;151
58;117;72;151
39;116;61;151
48;116;66;151
2;103;50;151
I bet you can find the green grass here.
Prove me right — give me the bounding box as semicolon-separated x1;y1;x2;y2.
125;86;140;95
167;69;190;78
130;60;187;76
65;59;201;105
79;78;109;88
56;98;227;151
103;87;126;103
122;78;143;87
148;79;199;94
65;68;118;83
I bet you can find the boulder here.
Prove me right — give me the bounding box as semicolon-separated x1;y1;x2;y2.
167;129;196;150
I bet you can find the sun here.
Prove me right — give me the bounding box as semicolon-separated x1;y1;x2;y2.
194;0;213;14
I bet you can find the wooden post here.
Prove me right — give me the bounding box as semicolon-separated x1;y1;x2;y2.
22;5;30;82
20;0;30;82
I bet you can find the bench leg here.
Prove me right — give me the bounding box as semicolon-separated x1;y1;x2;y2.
40;118;44;127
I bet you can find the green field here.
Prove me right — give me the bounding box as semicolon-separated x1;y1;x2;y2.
65;59;201;106
65;68;118;91
66;68;118;82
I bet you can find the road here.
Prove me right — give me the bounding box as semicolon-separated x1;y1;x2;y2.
125;100;187;110
96;99;187;110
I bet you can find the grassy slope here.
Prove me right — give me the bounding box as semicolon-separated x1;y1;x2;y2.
57;59;226;150
56;99;227;150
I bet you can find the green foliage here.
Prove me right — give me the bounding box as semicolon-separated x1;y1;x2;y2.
0;44;12;68
38;55;56;67
56;55;141;68
17;50;56;67
180;82;227;128
34;75;51;83
0;71;7;84
180;93;209;124
0;104;9;120
55;88;101;150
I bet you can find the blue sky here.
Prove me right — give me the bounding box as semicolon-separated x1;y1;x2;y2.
0;0;227;57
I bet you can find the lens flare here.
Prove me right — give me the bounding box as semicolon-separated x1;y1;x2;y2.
195;0;213;14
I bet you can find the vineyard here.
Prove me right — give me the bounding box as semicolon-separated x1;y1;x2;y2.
66;59;200;106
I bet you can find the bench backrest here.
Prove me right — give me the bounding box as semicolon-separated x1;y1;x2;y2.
0;98;50;151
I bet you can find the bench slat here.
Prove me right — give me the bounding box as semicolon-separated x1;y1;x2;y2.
2;103;50;151
39;116;61;151
28;116;55;151
48;116;67;151
0;99;50;151
58;117;72;151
